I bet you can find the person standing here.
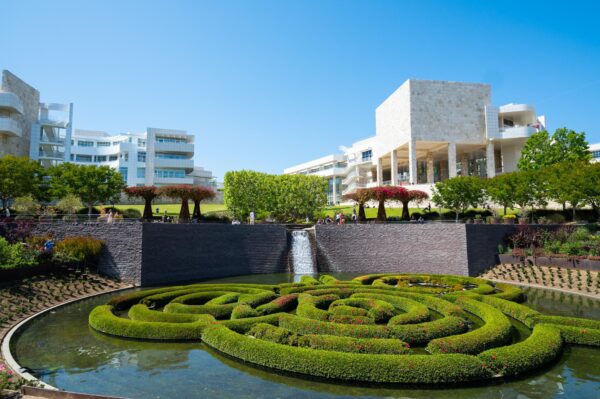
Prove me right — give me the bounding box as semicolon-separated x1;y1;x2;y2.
249;211;255;225
107;210;113;224
335;212;340;224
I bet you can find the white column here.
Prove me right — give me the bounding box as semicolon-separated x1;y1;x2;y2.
448;142;457;178
426;153;434;184
461;154;469;176
390;150;398;186
408;137;417;184
486;141;495;178
376;157;383;186
332;177;337;204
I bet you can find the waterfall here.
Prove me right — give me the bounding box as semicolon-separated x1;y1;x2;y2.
290;230;316;274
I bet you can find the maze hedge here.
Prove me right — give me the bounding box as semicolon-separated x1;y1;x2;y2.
89;273;600;384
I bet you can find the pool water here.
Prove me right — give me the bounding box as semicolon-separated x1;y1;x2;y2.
11;274;600;399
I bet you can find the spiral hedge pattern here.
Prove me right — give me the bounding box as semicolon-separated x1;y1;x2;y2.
89;274;600;384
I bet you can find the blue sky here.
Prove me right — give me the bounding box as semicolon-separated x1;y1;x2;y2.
2;1;599;178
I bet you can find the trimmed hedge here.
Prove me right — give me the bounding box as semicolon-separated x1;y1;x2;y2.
427;298;513;355
297;334;412;355
202;324;491;383
478;324;563;376
89;273;599;384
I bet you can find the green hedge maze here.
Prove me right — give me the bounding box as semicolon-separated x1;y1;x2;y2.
89;274;600;384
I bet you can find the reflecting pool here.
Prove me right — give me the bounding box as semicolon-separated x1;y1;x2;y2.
11;274;600;399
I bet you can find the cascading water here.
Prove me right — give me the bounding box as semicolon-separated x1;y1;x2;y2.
290;229;316;274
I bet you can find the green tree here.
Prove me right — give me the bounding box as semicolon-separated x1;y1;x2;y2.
510;170;546;219
486;173;519;215
431;177;485;221
12;195;40;216
581;162;600;219
543;162;587;221
48;163;125;216
0;155;46;210
224;170;270;220
518;128;591;171
56;194;84;220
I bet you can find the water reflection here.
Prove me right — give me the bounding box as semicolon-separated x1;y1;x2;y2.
11;275;600;399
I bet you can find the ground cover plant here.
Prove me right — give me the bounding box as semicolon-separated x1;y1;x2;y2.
88;273;600;385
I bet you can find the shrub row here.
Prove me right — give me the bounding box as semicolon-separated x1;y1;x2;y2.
478;324;563;376
201;324;491;383
231;304;259;319
426;298;513;355
330;298;396;323
351;293;430;325
298;334;412;355
476;295;541;327
163;302;237;319
278;314;467;344
255;294;299;314
550;324;600;346
248;323;298;345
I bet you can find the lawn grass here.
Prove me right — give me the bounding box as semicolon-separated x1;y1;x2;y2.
111;203;227;216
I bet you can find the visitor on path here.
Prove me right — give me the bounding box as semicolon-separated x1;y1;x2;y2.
410;215;416;223
156;207;160;214
340;214;346;225
107;210;114;224
317;218;324;225
325;215;332;224
249;211;255;225
418;216;425;224
43;238;55;253
335;212;341;224
5;208;10;217
352;209;357;223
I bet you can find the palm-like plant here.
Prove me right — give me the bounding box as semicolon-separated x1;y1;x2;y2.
124;186;159;221
189;186;217;221
342;188;372;222
159;185;194;222
390;187;429;221
369;187;395;222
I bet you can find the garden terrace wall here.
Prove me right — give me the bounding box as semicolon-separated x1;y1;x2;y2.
140;224;289;286
32;222;143;285
315;224;532;276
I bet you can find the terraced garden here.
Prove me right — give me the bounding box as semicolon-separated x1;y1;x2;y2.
88;273;600;384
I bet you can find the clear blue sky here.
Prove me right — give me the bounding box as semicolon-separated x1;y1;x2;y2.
2;1;599;179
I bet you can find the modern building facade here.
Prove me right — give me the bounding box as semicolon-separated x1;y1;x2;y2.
0;70;215;188
590;143;600;163
69;128;214;187
285;79;547;204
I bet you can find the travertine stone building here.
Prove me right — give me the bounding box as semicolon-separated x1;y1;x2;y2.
285;79;547;204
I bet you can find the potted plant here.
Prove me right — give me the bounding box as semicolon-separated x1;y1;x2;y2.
474;214;483;224
503;214;516;224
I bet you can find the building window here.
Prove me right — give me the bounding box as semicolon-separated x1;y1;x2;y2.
592;150;600;159
70;154;74;161
361;150;372;162
109;155;118;161
335;162;347;168
77;140;94;147
156;137;187;144
137;168;146;178
75;155;92;162
155;153;187;159
120;153;129;162
119;167;128;182
138;152;146;162
95;155;107;162
97;141;111;147
154;169;186;178
112;141;120;146
137;138;146;147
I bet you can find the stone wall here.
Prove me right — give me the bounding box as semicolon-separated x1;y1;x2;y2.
140;224;289;286
315;224;471;275
31;222;143;285
315;224;522;276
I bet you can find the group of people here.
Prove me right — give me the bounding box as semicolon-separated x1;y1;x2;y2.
99;209;121;223
317;209;358;225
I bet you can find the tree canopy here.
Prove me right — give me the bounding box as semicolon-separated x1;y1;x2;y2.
124;186;160;221
518;127;591;171
224;170;327;222
48;163;125;214
432;176;486;221
0;156;46;210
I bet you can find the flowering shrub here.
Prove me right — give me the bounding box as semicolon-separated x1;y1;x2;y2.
0;363;29;391
53;236;104;265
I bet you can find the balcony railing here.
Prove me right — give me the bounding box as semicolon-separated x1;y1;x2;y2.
0;117;21;137
38;150;65;159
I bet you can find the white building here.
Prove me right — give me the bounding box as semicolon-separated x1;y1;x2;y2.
1;70;215;188
590;143;600;163
285;79;547;204
68;128;215;187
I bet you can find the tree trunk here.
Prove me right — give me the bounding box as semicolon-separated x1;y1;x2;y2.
179;199;190;222
401;200;410;221
572;205;576;222
143;198;153;221
88;204;93;219
456;210;459;223
358;203;366;222
192;200;201;221
503;205;507;216
377;199;387;222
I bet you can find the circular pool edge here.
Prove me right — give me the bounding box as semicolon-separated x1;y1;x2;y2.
1;286;133;390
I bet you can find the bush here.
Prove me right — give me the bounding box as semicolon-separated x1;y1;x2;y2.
121;208;142;219
231;304;259;319
426;298;513;355
53;236;104;265
298;334;411;355
201;324;491;383
478;324;563;376
0;236;38;269
248;323;298;345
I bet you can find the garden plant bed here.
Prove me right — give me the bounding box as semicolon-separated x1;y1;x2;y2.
84;273;599;385
481;264;600;298
498;254;600;271
0;270;131;395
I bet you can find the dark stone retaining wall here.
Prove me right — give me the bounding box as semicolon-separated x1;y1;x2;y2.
315;224;528;276
31;223;143;285
140;224;289;286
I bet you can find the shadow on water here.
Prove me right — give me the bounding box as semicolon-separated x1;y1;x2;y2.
10;274;600;399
